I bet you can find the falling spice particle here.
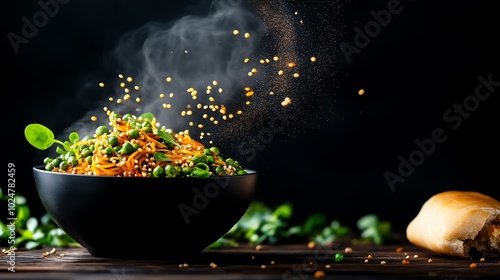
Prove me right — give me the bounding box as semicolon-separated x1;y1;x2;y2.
402;260;410;265
233;30;239;35
98;82;105;87
260;265;267;269
344;247;353;253
310;56;317;62
396;247;404;253
470;263;477;269
91;116;97;121
307;241;316;249
244;32;250;38
358;89;365;96
255;245;264;251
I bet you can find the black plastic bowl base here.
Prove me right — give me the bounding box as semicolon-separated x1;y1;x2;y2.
33;166;257;260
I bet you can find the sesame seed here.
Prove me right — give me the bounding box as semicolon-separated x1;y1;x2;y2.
99;82;105;87
233;30;239;35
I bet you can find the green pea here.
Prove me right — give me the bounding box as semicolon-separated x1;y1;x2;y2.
51;158;62;168
81;147;92;158
122;113;133;121
95;125;109;136
203;148;212;156
120;142;135;155
110;113;121;120
182;167;192;176
85;156;92;164
206;155;215;165
128;129;140;139
152;166;166;178
334;253;344;263
45;163;54;171
165;164;178;177
225;158;235;166
215;166;226;176
191;155;207;164
108;136;119;146
67;156;78;167
105;147;114;155
141;121;153;133
43;157;51;165
59;161;69;171
210;146;220;156
132;144;141;151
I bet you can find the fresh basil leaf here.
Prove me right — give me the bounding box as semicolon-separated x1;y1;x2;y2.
157;129;180;147
140;112;155;123
153;152;172;162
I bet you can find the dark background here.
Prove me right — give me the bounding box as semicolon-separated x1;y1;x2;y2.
3;0;499;234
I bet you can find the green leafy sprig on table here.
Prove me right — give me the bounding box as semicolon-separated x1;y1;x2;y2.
0;187;79;250
210;201;394;248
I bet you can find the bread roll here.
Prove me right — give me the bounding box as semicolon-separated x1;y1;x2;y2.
406;190;500;258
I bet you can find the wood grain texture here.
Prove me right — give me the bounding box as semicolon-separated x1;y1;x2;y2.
2;243;499;279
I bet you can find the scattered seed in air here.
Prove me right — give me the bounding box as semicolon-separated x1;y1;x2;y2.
166;77;172;82
281;97;291;106
98;82;105;87
233;30;239;35
358;89;365;96
244;32;250;38
91;116;97;121
311;56;317;62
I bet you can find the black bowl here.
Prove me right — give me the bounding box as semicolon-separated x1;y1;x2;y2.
33;166;257;260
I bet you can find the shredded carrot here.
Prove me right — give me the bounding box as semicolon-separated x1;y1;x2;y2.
55;112;219;177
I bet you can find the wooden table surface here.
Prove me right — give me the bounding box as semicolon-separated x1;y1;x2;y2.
2;241;499;279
